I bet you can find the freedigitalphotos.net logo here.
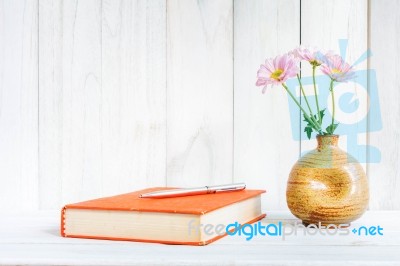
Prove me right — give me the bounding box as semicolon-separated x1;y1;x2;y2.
188;220;384;241
285;39;382;163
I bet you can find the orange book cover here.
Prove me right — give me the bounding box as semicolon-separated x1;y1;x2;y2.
61;187;266;245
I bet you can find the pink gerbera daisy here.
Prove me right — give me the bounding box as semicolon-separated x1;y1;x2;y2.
256;54;299;92
291;46;332;66
321;54;355;82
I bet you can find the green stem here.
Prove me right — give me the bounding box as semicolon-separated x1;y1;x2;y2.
297;74;314;116
297;74;319;126
312;66;321;124
330;79;335;128
282;83;321;133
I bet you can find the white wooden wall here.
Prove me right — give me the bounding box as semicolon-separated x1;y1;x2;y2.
0;0;398;211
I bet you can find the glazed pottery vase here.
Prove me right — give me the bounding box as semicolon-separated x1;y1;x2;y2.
286;135;369;225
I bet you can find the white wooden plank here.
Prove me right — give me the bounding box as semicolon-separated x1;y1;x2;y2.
0;0;38;210
38;0;62;210
233;0;300;210
300;0;368;169
101;0;166;195
39;0;103;208
166;0;233;186
0;211;399;265
1;244;399;266
39;0;167;209
369;0;400;210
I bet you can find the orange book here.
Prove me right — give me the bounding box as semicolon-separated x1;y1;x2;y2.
61;187;265;245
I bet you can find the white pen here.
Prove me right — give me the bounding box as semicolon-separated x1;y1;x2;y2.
139;183;246;199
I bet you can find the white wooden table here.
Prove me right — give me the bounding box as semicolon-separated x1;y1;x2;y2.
1;211;399;266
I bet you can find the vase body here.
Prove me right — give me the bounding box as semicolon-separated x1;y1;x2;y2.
286;135;369;225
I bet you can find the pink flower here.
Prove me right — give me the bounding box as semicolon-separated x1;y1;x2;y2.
321;54;355;82
291;46;332;66
256;54;299;92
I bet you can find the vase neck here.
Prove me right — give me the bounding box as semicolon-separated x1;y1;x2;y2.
317;135;339;149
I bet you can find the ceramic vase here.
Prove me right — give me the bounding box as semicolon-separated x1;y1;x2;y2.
286;135;369;225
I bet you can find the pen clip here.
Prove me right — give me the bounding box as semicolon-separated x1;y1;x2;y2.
206;183;246;194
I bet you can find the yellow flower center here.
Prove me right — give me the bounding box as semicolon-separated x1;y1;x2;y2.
310;60;321;66
332;68;342;74
270;69;284;80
